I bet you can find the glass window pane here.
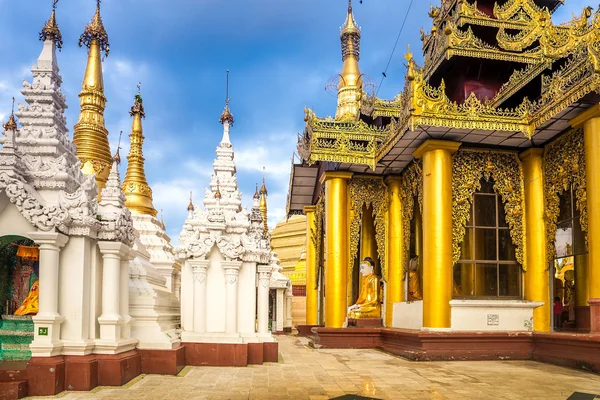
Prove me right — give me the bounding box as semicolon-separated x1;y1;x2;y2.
460;228;474;261
558;190;572;223
454;263;475;297
555;220;573;258
499;229;516;261
475;264;498;297
474;228;496;260
499;265;521;297
573;215;587;256
474;195;496;227
479;179;495;193
498;201;508;227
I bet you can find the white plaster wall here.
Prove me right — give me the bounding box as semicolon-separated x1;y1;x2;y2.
88;246;103;340
392;301;423;330
181;259;193;331
206;247;226;333
237;261;256;334
450;300;543;331
0;196;35;237
58;237;93;354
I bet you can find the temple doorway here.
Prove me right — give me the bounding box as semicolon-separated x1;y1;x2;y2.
551;184;589;332
0;235;40;361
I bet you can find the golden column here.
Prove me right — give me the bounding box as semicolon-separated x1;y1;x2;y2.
304;206;319;326
385;177;404;327
73;2;112;194
413;140;460;329
320;171;353;328
571;107;600;332
260;178;269;233
520;149;549;332
122;90;158;217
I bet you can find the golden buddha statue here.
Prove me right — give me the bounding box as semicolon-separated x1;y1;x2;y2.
408;256;423;301
348;258;381;319
14;280;39;316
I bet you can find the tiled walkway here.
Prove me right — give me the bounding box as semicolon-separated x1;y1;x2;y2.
32;335;600;400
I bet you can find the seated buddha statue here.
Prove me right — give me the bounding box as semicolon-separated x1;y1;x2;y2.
14;280;39;316
408;256;423;301
348;258;381;319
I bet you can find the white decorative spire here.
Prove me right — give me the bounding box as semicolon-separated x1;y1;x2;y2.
100;158;126;207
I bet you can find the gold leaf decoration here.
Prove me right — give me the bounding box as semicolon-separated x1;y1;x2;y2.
543;128;587;264
452;149;527;270
399;161;423;278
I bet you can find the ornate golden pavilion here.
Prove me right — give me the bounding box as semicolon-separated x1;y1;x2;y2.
290;0;600;332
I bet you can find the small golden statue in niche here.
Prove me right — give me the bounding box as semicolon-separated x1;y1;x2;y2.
347;257;381;319
408;256;422;301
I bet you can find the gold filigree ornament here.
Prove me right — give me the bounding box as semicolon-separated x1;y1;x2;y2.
39;0;63;50
543;128;587;264
311;193;325;290
79;0;110;58
348;177;388;280
452;149;527;270
400;161;423;277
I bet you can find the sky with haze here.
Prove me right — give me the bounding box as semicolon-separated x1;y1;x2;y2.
0;0;588;243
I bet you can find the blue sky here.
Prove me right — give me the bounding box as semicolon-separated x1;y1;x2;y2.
0;0;588;242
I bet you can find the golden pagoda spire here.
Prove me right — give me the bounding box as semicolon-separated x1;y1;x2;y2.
214;180;222;200
259;171;268;233
219;70;234;126
187;191;195;212
39;0;63;50
3;98;18;132
336;0;363;120
73;0;112;195
122;84;158;217
254;183;260;201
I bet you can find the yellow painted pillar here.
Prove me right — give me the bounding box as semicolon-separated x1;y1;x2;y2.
414;140;460;329
520;149;549;332
320;171;353;328
304;206;318;326
571;108;600;332
385;177;404;327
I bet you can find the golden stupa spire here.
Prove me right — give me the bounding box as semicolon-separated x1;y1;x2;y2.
253;183;260;201
336;0;363;120
3;98;18;132
259;170;268;233
219;70;234;126
39;0;63;50
187;191;195;213
122;84;158;217
73;0;112;195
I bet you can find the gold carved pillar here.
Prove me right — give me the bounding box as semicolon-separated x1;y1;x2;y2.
413;140;460;329
320;171;353;328
304;206;318;326
385;177;404;327
520;149;549;332
571;108;600;332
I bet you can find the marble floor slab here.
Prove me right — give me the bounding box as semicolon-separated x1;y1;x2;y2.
26;335;600;400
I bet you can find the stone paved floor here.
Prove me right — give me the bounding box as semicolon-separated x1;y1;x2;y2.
30;335;600;400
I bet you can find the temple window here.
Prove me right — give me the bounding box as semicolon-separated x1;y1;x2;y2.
453;179;521;299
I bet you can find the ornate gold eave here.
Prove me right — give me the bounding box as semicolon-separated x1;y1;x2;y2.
491;61;552;107
298;109;391;170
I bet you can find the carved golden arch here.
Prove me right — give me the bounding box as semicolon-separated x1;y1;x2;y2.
452;149;527;270
310;194;325;290
399;161;423;278
543;128;588;264
348;177;388;280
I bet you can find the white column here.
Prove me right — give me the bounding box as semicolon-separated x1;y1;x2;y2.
29;231;68;357
276;289;285;332
98;242;129;343
257;265;272;334
223;261;242;334
120;249;134;339
285;287;293;330
191;260;209;333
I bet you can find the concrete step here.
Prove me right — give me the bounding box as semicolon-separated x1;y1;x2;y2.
0;380;28;400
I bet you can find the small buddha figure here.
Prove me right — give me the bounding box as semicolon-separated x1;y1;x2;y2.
348;258;381;319
14;280;39;316
408;256;422;301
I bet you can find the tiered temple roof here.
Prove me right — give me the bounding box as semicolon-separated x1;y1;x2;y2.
293;0;600;208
